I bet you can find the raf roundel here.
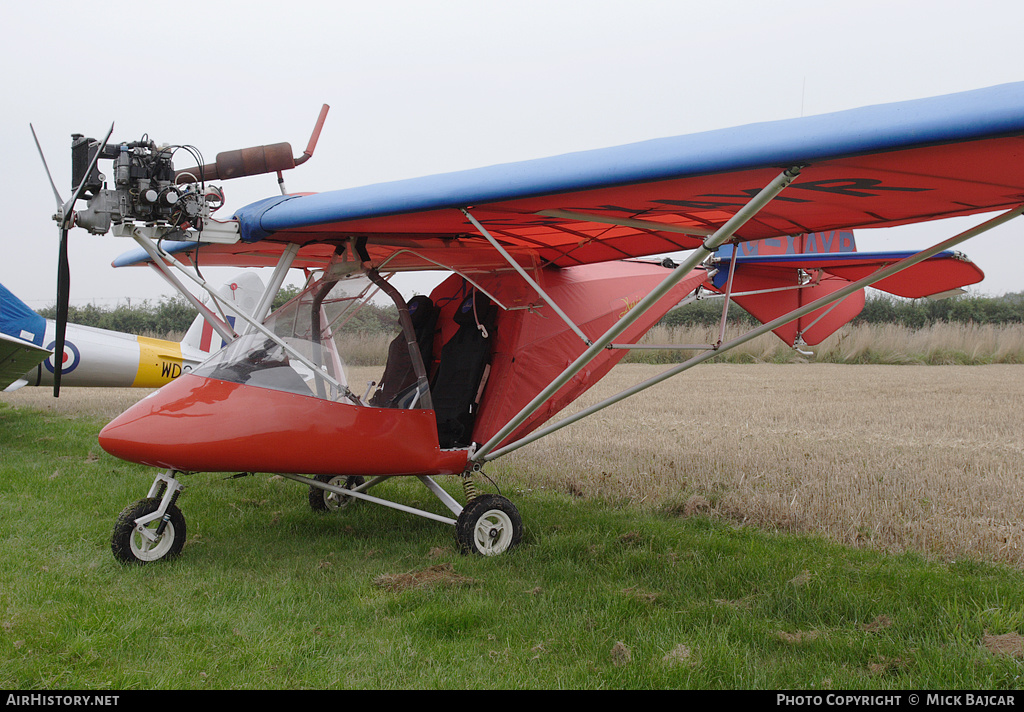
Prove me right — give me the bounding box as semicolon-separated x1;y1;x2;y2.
43;339;80;375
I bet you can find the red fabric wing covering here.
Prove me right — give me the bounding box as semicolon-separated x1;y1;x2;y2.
427;261;707;449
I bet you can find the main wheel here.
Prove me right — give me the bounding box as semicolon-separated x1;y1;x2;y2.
111;498;186;564
455;494;523;556
308;475;365;512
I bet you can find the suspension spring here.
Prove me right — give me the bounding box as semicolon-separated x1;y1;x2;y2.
462;474;480;502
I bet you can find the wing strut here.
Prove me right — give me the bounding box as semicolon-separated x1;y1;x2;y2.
462;208;594;347
130;230;237;344
479;202;1024;462
471;165;804;463
246;243;301;330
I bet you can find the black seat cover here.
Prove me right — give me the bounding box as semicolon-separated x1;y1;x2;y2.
432;292;497;448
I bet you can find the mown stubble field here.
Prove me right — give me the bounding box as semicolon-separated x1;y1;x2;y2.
501;363;1024;568
5;362;1023;567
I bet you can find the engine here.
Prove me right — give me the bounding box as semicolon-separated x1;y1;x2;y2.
70;135;223;236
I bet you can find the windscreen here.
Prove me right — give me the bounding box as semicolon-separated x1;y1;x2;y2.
192;273;378;402
191;271;431;408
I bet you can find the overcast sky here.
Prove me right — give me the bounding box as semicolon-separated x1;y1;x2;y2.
5;0;1024;310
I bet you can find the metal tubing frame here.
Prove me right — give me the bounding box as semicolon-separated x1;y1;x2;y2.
480;203;1024;461
715;238;741;347
603;276;825;352
278;472;460;525
536;209;715;237
375;249;513;311
130;226;349;394
611;342;716;351
366;268;434;410
462;208;594;346
471;165;804;463
792;287;856;345
134;233;236;343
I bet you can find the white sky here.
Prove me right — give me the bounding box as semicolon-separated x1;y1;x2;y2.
4;0;1024;309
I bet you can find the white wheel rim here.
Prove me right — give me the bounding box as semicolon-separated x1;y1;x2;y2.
129;521;176;562
473;509;515;555
323;476;351;511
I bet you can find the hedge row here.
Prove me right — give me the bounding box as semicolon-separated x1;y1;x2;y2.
39;290;1024;338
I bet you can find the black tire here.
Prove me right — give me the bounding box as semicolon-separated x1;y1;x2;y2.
455;494;523;556
111;497;186;564
308;475;365;512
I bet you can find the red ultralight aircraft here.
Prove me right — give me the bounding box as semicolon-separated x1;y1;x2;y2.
33;81;1023;562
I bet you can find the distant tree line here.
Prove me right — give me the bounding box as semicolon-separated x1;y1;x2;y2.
660;290;1024;329
38;289;1024;338
853;291;1024;327
38;286;400;338
38;297;199;337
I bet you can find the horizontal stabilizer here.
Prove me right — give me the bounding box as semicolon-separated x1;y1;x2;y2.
714;249;984;299
814;251;983;298
708;239;986;346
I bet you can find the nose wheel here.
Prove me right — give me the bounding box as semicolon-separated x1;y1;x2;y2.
455;494;522;556
111;497;186;564
110;470;187;564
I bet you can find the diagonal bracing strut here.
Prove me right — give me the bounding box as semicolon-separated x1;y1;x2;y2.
479;202;1024;462
470;165;804;463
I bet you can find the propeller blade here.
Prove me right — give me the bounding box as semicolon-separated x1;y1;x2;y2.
53;227;70;397
29;123;65;211
35;121;113;397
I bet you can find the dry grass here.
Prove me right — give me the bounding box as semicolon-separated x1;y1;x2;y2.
0;387;156;421
498;363;1024;568
631;322;1024;365
5;362;1024;568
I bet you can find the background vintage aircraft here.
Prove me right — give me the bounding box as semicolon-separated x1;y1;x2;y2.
28;80;1024;562
0;274;265;392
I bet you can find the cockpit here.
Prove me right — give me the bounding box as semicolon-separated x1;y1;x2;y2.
191;266;435;411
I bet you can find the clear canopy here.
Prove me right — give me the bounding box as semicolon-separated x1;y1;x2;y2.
192;270;430;408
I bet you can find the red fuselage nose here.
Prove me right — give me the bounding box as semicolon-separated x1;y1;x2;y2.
99;374;467;477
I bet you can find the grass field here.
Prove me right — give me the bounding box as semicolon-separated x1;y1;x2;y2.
2;362;1024;689
624;322;1024;365
5;362;1023;567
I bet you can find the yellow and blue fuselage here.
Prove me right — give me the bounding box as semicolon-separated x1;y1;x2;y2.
23;322;198;389
1;283;202;390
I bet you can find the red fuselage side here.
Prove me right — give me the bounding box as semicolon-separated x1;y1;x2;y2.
98;374;468;477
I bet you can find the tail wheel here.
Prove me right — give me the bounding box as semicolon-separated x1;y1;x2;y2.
309;475;365;512
455;494;522;556
111;498;186;564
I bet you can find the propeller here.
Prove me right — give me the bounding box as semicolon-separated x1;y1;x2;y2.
30;122;114;396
